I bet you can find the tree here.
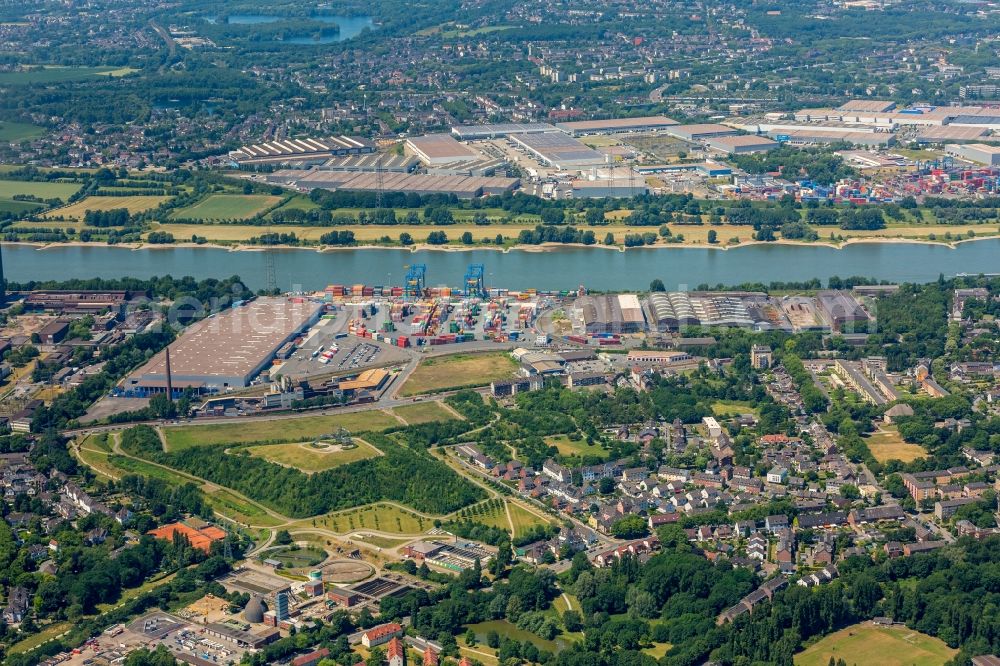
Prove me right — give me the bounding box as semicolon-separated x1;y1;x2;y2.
399;232;414;246
611;515;648;539
604;232;615;245
461;231;474;244
149;393;177;419
649;279;666;292
275;530;292;545
599;476;615;494
707;229;718;244
464;628;478;647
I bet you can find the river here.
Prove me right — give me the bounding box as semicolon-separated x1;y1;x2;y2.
6;241;1000;292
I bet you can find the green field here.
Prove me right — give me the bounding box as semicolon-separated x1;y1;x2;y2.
76;435;120;480
711;400;759;416
267;545;327;568
508;502;551;538
244;438;382;472
0;179;81;200
45;195;170;220
204;488;283;527
0;199;43;214
162;411;399;450
172;194;283;221
299;503;432;534
865;425;928;463
401;352;519;396
0;121;45;141
392;401;458;425
0;65;135;85
106;454;192;485
546;434;608;461
458;499;510;531
795;623;957;666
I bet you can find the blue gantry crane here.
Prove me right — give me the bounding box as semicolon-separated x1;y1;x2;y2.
464;263;485;297
404;263;426;299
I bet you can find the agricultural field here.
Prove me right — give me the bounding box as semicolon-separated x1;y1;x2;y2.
0;65;136;85
795;622;956;666
162;411;399;450
401;352;519;396
0;200;43;214
300;503;432;534
0;121;45;141
44;195;170;220
392;401;458;425
0;179;81;200
546;434;609;460
865;425;927;463
171;194;283;221
244;438;382;472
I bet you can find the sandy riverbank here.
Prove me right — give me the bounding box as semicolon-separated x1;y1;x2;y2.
10;232;1000;253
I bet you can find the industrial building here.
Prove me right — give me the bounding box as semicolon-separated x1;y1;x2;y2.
666;124;739;142
266;169;519;198
576;294;645;334
646;292;755;330
450;123;557;140
706;135;778;154
772;129;895;148
316;153;418;173
125;297;323;395
634;163;731;176
406;134;479;165
24;290;129;314
816;290;870;332
915;125;990;144
228;136;374;166
946;143;1000;166
570;180;649;198
554;115;679;136
838;100;897;113
509;132;606;169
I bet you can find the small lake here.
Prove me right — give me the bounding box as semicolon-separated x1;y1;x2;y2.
215;14;374;42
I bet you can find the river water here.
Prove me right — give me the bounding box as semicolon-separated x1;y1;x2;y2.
7;241;1000;292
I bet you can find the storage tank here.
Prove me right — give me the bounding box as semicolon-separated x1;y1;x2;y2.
244;595;266;623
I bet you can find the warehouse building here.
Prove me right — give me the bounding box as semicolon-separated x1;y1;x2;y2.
554;115;679;136
509;132;606;169
771;129;895;148
266;169;519;198
125;297;323;395
406;134;479;165
946;143;1000;166
666;124;739;142
577;294;646;334
634;163;732;176
915;125;990;144
838;100;897;113
706;135;778;154
228;136;374;166
318;153;418;173
570;180;649;198
450;123;557;140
